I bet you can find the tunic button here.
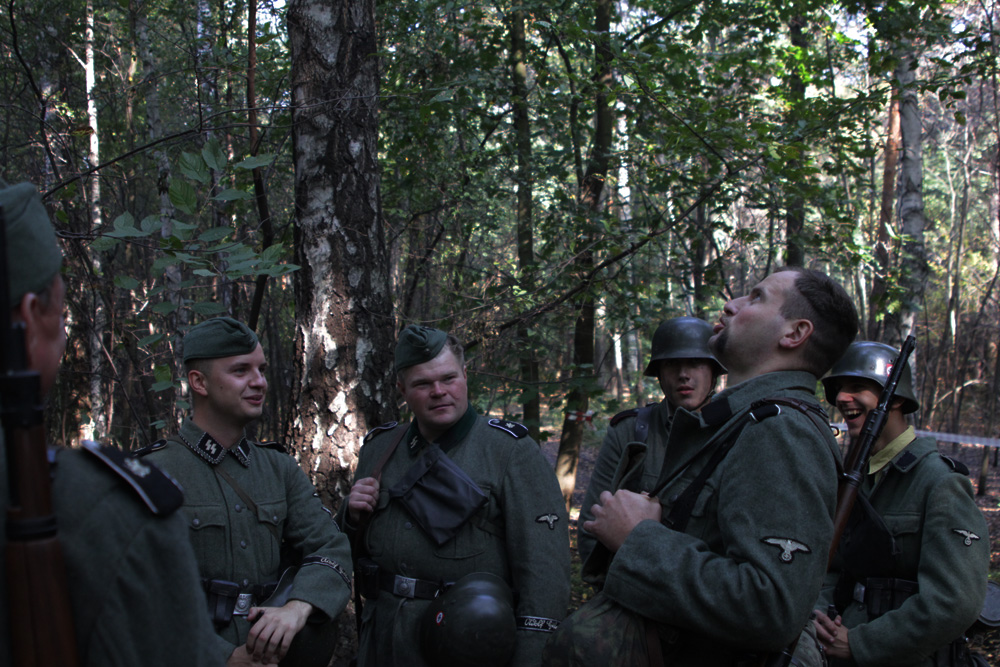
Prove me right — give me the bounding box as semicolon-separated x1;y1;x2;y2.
242;579;250;588
235;504;242;512
240;540;248;549
192;518;201;527
272;515;279;522
405;521;412;529
668;494;680;503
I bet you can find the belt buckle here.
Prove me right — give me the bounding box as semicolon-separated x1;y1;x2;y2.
233;593;256;616
393;576;418;598
852;582;866;605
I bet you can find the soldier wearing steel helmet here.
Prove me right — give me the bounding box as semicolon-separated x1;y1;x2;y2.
798;341;989;666
577;316;726;568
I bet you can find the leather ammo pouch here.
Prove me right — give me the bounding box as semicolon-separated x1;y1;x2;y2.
388;443;488;546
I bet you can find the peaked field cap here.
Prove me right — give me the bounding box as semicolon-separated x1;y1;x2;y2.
182;317;259;363
0;180;63;304
395;324;448;371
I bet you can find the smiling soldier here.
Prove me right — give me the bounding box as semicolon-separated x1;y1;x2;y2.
799;341;989;667
339;324;569;667
139;317;353;667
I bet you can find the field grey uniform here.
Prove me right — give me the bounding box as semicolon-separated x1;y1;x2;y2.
142;418;353;659
817;429;989;666
339;406;570;667
550;371;841;666
577;399;674;566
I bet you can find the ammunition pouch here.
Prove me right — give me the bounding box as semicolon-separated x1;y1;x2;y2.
202;577;278;627
388;444;487;546
833;575;918;619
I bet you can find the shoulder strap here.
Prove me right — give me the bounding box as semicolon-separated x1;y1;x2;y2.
633;404;654;444
81;440;184;515
214;465;282;544
658;398;809;533
372;423;410;483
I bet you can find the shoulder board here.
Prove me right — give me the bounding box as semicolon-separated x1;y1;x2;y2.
364;421;399;443
82;441;184;516
609;408;640;426
132;438;168;458
488;418;529;439
940;454;970;476
255;440;286;453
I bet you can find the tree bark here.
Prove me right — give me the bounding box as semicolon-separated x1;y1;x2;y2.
868;92;901;341
286;0;396;506
554;0;614;511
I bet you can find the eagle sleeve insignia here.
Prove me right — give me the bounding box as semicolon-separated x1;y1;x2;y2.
762;536;811;563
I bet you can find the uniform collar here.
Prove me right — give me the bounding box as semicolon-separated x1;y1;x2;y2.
179;417;253;467
406;404;477;453
867;425;915;476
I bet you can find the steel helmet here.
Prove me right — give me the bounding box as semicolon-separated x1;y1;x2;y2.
643;316;726;377
822;341;919;414
419;572;516;667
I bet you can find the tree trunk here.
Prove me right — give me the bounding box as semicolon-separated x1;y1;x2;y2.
868;92;901;341
554;0;613;511
884;48;929;347
510;8;540;440
784;15;807;267
286;0;396;506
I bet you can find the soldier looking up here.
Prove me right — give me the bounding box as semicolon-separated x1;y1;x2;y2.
546;267;858;666
340;325;570;667
138;317;353;667
0;180;228;667
803;341;989;666
577;316;726;568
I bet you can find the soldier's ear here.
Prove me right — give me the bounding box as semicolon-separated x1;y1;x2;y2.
188;367;210;397
779;318;813;351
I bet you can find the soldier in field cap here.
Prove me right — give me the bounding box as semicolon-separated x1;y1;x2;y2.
338;324;570;667
138;316;353;667
0;179;228;667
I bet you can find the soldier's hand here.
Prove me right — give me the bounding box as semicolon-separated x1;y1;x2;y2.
582;490;661;553
813;611;851;660
348;476;380;524
226;644;277;667
246;599;313;664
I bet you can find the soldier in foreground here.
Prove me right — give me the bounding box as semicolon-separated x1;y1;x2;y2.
0;180;228;666
340;324;570;666
139;317;353;666
577;316;726;568
546;267;858;665
803;342;989;666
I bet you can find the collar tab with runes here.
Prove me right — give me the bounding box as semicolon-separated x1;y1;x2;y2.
181;432;252;467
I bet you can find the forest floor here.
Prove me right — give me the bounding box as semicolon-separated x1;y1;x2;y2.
539;437;1000;663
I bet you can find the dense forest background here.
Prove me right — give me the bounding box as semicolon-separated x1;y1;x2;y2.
2;0;999;508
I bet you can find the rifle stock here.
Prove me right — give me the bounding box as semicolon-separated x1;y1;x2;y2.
1;204;80;666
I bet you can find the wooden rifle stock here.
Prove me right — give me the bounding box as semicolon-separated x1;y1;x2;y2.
827;334;915;569
1;205;80;666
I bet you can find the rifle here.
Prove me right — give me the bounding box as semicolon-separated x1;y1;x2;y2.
828;334;916;568
1;204;80;665
761;335;917;667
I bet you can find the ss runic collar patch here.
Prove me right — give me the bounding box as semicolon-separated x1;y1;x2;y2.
762;537;811;563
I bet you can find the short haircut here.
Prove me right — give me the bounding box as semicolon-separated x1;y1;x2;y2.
397;333;465;384
776;266;858;377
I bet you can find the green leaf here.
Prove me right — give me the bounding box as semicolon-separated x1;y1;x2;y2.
193;269;216;277
151;380;175;392
89;236;120;252
169;180;198;215
190;302;228;315
178;151;210;184
235;154;275;170
213;188;253;202
152;301;178;314
199;227;234;242
202;138;227;172
137;333;165;348
114;275;141;290
106;213;147;239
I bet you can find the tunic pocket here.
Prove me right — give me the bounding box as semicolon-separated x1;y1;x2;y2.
186;505;229;570
258;499;287;568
